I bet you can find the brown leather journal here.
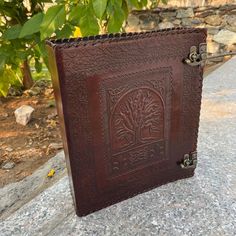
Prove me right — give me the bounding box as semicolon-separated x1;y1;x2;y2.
46;28;207;216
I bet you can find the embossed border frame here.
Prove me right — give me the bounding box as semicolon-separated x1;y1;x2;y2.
92;66;173;191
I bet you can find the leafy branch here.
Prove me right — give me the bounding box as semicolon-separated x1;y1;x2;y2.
0;0;168;97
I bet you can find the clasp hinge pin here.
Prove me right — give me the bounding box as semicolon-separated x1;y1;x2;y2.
180;151;197;169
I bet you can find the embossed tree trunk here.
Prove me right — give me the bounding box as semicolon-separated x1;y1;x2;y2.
134;125;142;144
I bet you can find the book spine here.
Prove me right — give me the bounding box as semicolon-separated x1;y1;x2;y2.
46;45;77;206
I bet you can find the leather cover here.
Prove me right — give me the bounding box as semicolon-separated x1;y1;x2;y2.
46;28;207;216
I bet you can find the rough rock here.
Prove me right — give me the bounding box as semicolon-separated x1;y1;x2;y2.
213;29;236;45
225;25;236;33
1;161;15;170
159;11;177;19
126;14;140;32
191;18;203;24
196;23;206;28
172;19;181;25
8;87;23;96
226;44;236;52
5;147;13;152
140;22;157;30
125;25;142;33
181;18;192;26
207;26;220;35
226;15;236;27
176;8;194;18
29;87;41;96
14;105;34;126
139;15;158;30
127;14;140;27
207;41;220;54
195;10;215;18
48;143;63;150
158;22;174;29
219;4;236;11
205;15;222;26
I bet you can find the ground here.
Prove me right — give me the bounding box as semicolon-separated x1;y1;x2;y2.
0;81;62;187
1;57;236;235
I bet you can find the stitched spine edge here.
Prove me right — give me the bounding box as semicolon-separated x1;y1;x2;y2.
46;27;207;49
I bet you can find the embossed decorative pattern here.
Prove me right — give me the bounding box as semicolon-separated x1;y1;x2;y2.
99;67;172;177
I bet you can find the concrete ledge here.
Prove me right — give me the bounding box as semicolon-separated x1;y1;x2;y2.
0;151;66;219
1;57;236;235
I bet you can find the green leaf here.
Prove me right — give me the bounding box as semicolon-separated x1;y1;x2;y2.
35;59;42;73
37;41;49;68
55;24;74;38
0;67;20;97
68;4;85;24
16;50;27;60
122;0;129;19
40;5;66;40
129;0;144;9
0;78;10;97
19;13;44;38
107;2;125;33
161;0;168;4
79;6;99;36
92;0;108;19
2;25;22;40
0;55;6;74
141;0;148;6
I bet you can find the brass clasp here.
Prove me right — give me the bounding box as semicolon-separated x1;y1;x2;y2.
180;151;197;169
184;43;236;67
184;43;207;67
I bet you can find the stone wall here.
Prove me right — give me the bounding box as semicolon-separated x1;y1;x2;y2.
161;0;236;7
125;4;236;64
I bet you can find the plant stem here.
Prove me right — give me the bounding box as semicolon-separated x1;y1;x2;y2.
21;60;34;89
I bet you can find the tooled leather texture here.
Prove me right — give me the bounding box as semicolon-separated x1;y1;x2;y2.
47;28;207;216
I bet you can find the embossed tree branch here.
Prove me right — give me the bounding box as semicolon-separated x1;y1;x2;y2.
114;89;162;146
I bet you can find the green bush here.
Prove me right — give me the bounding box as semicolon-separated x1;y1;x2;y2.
0;0;167;97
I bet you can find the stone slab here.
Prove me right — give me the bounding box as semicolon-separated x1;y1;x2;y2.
0;151;66;219
1;57;236;236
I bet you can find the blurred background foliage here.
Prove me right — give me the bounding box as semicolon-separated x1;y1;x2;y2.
0;0;167;97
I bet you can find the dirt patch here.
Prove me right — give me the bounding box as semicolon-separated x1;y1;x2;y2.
0;82;62;187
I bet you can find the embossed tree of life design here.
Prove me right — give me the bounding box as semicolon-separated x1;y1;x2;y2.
109;87;165;175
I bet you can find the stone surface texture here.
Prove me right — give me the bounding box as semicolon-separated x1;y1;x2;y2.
158;21;174;29
0;151;66;219
14;105;34;126
176;8;194;18
213;29;236;45
204;15;222;26
207;40;220;54
0;57;236;236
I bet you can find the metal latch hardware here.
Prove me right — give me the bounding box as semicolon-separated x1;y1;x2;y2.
184;43;236;67
180;151;197;169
